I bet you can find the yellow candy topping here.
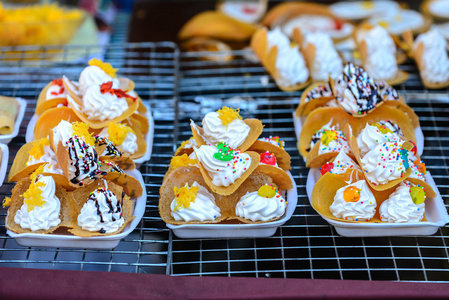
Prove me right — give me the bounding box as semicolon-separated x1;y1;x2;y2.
2;197;11;207
257;185;276;198
22;165;47;212
410;186;425;205
28;138;50;160
378;21;390;29
108;123;135;146
361;1;374;9
343;186;361;203
88;58;118;78
321;131;338;146
217;107;242;128
373;123;393;134
170;154;197;169
173;185;199;211
72;122;94;146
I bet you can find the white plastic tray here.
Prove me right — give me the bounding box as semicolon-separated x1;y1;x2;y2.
306;168;449;237
166;172;298;239
26;106;154;166
293;113;424;157
0;143;9;187
7;169;147;249
0;98;27;144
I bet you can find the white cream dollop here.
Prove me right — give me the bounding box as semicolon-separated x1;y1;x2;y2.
14;175;61;231
170;182;221;222
357;123;401;156
329;149;361;175
360;26;398;81
52;120;74;147
194;145;251;187
414;29;449;84
235;188;286;222
302;32;343;81
78;65;120;95
46;82;67;100
308;120;351;155
99;127;138;156
379;182;425;223
77;183;125;233
330;180;377;221
82;84;128;122
361;140;407;185
266;28;309;87
408;153;426;181
199;111;250;149
26;144;63;175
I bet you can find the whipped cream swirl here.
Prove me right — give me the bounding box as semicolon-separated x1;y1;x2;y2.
308;120;351;155
330;180;376;221
78;65;120;95
379;182;425;223
267;28;309;87
361;140;408;185
329;149;361;175
302;32;343;81
67;136;104;185
82;84;128;121
235;189;286;222
414;29;449;84
334;63;384;115
52;120;74;147
77;183;125;233
194;145;251;187
170;182;221;222
26;144;63;175
99;127;137;156
14;175;61;231
357;123;402;156
199;111;250;149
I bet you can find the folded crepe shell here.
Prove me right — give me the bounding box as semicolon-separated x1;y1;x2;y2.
67;180;134;237
34;107;82;140
261;2;333;27
305;141;357;169
0;96;18;135
66;78;139;129
159;166;228;225
136;96;148;115
299;106;417;160
421;0;449;22
247;140;291;170
195;150;260;196
255;164;292;190
94;137;136;171
345;123;413;191
190;118;263;152
101;162;143;198
311;172;424;223
35;81;68;116
358;38;409;86
5;177;73;234
383;98;420;128
181;37;234;62
123;112;150;135
174;139;195;157
178;11;258;41
250;27;310;92
413;40;449;89
295;82;335;117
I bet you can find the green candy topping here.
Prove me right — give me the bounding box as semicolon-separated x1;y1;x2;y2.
410;186;425;205
213;142;234;161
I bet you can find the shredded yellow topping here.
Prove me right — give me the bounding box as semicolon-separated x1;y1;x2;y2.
0;3;82;23
108;123;134;145
170;154;197;169
179;137;194;149
2;197;11;207
361;1;374;9
72;122;94;146
217;107;242;128
28;138;50;160
173;186;199;211
22;165;47;212
88;58;118;78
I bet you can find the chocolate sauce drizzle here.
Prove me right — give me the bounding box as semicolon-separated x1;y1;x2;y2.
305;83;333;102
377;81;399;100
87;187;123;234
378;120;403;136
94;135;123;157
67;136;106;185
337;63;384;115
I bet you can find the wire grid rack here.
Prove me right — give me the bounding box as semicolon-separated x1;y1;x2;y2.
0;42;178;274
172;49;449;281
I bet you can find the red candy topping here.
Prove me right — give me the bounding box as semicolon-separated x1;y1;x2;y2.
320;162;334;175
100;81;137;101
260;151;276;166
334;18;343;30
410;140;417;156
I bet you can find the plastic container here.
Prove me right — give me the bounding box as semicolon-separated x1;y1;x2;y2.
166;172;298;239
0;98;27;144
0;143;9;187
306;168;449;237
7;169;146;249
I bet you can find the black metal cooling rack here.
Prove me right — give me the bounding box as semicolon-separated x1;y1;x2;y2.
0;38;448;281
